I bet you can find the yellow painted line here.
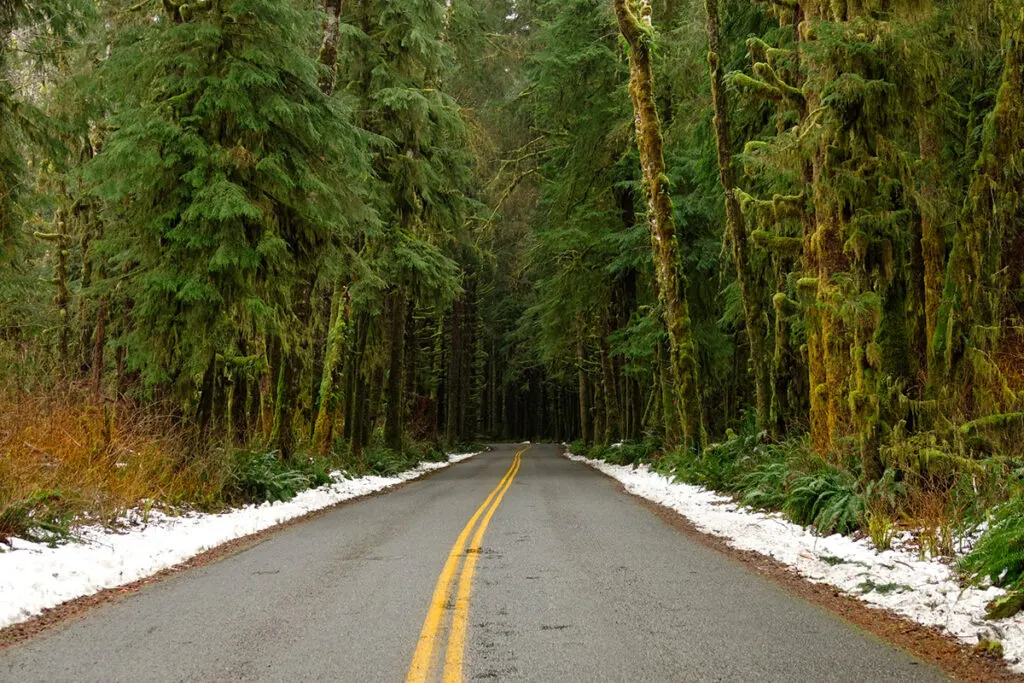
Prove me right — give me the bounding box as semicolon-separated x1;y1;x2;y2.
406;448;526;683
442;449;524;683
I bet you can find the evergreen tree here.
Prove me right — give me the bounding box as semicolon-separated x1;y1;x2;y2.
87;0;371;437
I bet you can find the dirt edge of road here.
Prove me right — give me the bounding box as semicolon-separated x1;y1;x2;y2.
571;451;1020;683
0;454;482;651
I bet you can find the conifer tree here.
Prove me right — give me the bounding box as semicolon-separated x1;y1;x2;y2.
88;0;371;442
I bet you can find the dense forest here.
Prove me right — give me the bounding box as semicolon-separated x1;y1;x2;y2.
4;0;1024;612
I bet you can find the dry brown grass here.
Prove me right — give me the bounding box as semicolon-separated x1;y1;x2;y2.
0;387;227;537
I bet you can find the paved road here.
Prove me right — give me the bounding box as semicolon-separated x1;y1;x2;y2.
0;444;945;682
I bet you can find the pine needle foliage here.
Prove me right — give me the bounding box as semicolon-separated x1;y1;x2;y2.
87;0;371;401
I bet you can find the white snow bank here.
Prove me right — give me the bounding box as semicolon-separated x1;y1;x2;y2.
567;453;1024;672
0;452;479;629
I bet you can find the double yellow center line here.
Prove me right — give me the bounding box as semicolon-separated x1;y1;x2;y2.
406;446;528;683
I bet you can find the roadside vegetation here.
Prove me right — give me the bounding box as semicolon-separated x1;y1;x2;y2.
572;430;1024;618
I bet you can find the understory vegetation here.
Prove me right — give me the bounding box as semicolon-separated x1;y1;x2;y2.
573;430;1024;614
2;0;1024;619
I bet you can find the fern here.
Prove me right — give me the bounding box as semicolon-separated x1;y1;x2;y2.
961;496;1024;592
784;469;864;535
227;450;317;504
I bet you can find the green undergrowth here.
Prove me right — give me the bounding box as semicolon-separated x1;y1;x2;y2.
959;496;1024;617
572;428;1024;570
224;448;334;505
573;432;866;536
3;435;471;545
220;435;467;502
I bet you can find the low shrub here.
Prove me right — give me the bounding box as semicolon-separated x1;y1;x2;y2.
225;449;321;504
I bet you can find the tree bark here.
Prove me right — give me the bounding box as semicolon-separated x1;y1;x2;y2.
932;8;1024;409
318;0;343;95
577;335;591;443
918;109;943;373
599;336;619;443
196;350;218;444
384;290;408;450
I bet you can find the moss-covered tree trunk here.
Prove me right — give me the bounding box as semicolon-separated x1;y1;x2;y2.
271;349;297;459
918;109;944;370
613;0;702;449
592;363;607;445
794;0;859;461
655;340;679;445
933;7;1024;411
704;0;771;431
312;285;349;454
91;295;108;400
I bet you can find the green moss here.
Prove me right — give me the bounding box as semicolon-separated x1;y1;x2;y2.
985;592;1024;621
773;292;801;318
974;639;1005;658
752;230;802;256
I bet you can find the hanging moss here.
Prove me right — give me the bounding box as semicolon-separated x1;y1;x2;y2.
752;230;803;256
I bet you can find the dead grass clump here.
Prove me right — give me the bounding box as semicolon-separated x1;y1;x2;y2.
0;387;226;539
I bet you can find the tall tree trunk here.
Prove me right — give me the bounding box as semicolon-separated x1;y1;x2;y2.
91;295;108;401
577;335;592;443
918;109;944;374
317;0;343;94
232;369;249;446
307;288;333;437
36;210;71;370
599;336;620;443
932;8;1024;410
705;0;771;430
592;365;607;446
656;340;679;445
613;0;702;450
445;297;463;444
364;364;386;447
313;285;349;455
384;290;408;450
272;350;297;459
402;304;418;436
196;350;218;444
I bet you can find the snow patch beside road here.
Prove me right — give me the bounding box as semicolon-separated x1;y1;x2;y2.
0;452;479;630
567;453;1024;672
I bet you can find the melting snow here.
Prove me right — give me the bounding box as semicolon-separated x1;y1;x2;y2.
567;453;1024;672
0;452;479;630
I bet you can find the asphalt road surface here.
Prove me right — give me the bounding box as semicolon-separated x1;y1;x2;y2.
0;443;946;682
